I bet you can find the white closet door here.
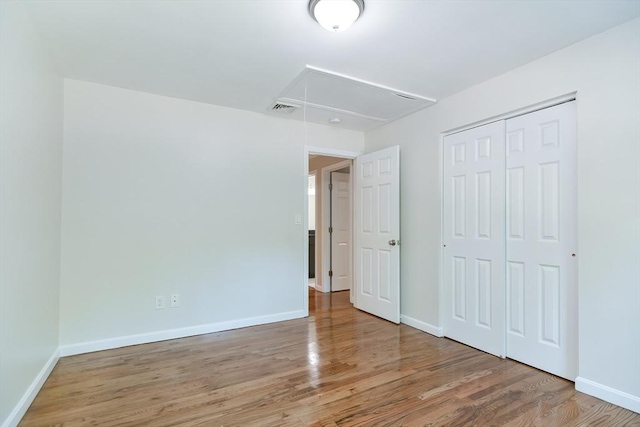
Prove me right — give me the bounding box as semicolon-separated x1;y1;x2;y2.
505;101;577;380
443;121;505;357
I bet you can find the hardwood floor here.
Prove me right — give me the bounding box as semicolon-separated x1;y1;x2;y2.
21;289;639;426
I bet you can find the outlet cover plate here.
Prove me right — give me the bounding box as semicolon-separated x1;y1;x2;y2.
155;296;166;310
170;293;180;308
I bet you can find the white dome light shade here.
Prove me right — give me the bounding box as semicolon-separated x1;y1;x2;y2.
309;0;364;32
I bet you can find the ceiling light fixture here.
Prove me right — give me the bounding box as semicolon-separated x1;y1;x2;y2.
309;0;364;32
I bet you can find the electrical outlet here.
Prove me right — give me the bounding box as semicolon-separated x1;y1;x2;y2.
170;293;180;308
155;296;166;310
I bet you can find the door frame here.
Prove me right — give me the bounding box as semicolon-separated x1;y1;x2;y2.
303;146;362;316
321;160;352;296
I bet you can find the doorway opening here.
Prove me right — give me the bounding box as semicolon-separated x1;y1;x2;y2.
303;146;360;317
308;155;353;297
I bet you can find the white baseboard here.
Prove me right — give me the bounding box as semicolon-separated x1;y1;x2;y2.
400;314;444;337
575;377;640;414
1;349;59;427
59;310;306;357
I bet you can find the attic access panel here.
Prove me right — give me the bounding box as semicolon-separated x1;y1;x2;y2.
277;66;436;123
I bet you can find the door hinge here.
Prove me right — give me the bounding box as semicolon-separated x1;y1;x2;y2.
329;270;333;277
329;183;333;191
329;226;333;234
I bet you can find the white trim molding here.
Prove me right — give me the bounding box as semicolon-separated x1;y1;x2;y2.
2;349;59;427
305;145;362;159
59;310;305;357
400;315;444;337
575;377;640;414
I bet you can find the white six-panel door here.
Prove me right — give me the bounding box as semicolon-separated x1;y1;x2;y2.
331;172;351;292
355;146;400;323
442;101;577;380
505;101;577;380
443;121;506;357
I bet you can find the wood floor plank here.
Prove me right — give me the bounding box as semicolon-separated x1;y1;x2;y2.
19;289;639;426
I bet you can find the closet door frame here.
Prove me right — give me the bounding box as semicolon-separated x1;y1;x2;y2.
439;93;577;365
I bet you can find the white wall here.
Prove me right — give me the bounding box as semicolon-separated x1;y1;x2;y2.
0;2;64;425
366;18;640;411
59;80;363;349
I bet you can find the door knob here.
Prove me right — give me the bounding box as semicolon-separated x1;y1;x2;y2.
389;239;398;246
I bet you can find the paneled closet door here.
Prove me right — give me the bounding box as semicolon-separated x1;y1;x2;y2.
505;101;577;380
443;121;506;357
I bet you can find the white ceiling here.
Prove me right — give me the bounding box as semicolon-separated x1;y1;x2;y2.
25;0;640;131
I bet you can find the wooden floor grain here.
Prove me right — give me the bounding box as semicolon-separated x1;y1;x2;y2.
20;290;639;426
